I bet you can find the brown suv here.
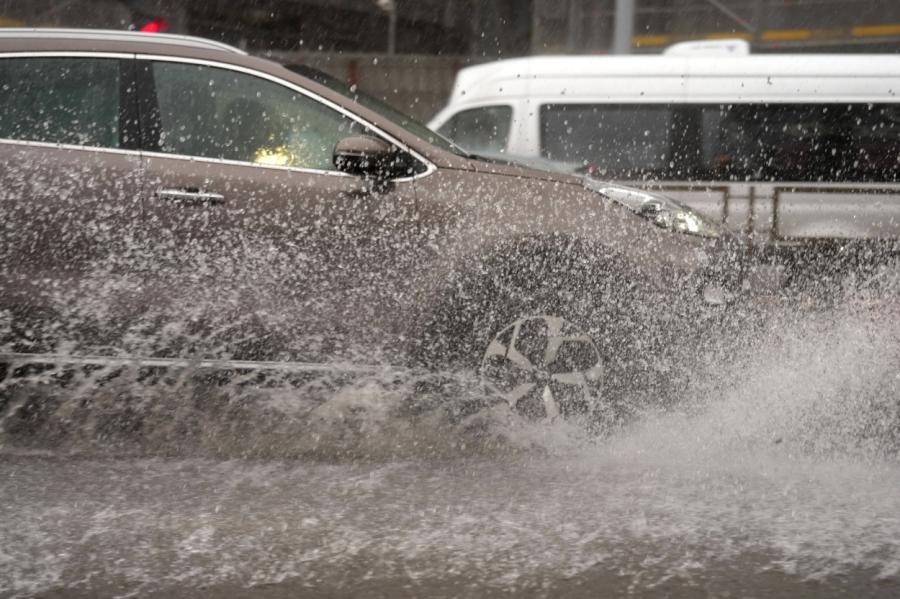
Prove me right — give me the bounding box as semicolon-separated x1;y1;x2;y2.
0;29;744;419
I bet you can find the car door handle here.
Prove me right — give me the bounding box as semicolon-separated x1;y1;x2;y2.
156;188;226;206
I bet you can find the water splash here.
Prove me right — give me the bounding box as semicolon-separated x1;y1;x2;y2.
1;290;899;597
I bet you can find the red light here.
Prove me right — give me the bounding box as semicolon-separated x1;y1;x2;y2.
139;18;168;33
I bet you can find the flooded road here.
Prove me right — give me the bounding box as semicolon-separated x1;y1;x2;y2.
2;308;899;598
3;450;899;599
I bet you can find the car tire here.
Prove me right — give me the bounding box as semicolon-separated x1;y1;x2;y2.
412;236;686;425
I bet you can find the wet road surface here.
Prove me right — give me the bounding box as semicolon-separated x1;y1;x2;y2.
2;309;899;598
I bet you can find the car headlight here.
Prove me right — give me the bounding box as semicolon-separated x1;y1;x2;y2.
586;182;722;239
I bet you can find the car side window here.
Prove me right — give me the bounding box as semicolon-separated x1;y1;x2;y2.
437;106;512;154
149;61;359;170
0;57;121;148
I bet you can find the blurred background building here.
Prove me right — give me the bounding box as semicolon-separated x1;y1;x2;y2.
3;0;900;117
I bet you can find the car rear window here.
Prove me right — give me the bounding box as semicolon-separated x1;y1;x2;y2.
0;57;120;149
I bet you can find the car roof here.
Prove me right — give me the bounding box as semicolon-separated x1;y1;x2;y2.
0;28;246;56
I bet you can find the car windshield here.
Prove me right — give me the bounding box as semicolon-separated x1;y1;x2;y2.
285;64;471;158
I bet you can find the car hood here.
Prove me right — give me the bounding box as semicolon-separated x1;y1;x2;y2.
464;155;585;185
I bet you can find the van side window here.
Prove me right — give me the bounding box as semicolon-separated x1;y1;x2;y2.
0;57;121;148
540;105;677;180
539;102;900;183
437;106;512;155
149;61;359;170
700;104;900;183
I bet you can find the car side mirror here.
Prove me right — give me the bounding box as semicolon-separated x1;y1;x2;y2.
333;135;395;179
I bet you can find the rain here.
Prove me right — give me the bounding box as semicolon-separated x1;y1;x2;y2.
1;1;900;597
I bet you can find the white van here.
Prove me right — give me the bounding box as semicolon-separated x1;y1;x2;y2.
429;42;900;245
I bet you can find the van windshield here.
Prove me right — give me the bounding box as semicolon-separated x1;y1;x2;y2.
285;64;470;158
